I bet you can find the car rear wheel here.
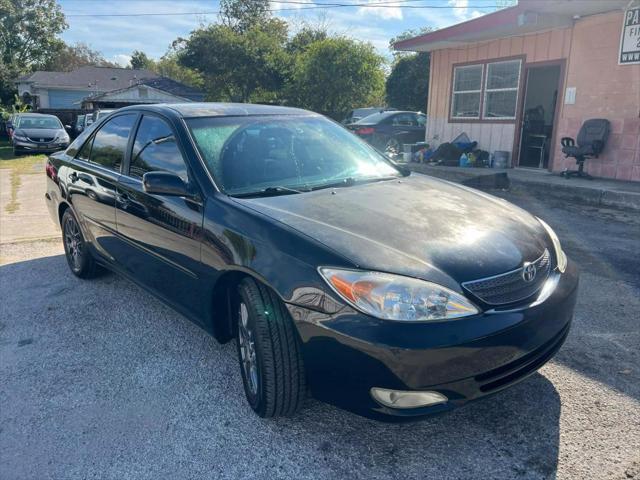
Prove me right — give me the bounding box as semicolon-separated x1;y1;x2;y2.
62;209;101;279
384;137;401;159
236;278;305;417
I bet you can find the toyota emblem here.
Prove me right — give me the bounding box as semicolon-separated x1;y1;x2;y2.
522;263;537;282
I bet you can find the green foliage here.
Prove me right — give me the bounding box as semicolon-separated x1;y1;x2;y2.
385;52;430;112
179;20;289;102
290;37;385;119
155;53;204;89
219;0;270;33
129;50;154;70
287;27;328;55
389;26;433;57
0;0;67;66
0;0;67;103
41;42;117;71
0;61;18;105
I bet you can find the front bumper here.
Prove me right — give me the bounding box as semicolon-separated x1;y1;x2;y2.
13;139;68;153
287;261;578;421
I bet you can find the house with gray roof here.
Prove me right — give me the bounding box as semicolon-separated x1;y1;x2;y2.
16;66;204;110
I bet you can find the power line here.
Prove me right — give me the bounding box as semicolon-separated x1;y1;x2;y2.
64;2;502;17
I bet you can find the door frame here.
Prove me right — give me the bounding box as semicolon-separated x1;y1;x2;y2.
512;59;566;170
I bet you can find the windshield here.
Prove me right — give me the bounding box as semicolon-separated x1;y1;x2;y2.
187;115;401;196
16;116;62;130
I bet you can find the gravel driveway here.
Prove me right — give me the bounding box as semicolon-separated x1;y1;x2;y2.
1;190;638;480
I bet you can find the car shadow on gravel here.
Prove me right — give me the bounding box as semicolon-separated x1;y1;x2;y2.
1;254;562;479
281;373;562;479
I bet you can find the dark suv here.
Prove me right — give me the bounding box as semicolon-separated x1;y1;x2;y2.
45;103;578;421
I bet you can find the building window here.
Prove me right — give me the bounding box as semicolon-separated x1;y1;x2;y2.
451;64;483;119
450;58;522;121
483;60;521;119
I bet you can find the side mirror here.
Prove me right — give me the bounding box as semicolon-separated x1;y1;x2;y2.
64;125;72;131
142;171;192;197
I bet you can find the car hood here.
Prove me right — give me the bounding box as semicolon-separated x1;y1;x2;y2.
234;174;550;288
16;128;61;138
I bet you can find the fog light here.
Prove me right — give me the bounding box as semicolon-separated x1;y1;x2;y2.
370;388;447;409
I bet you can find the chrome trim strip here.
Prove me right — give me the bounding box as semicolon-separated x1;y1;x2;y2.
485;273;560;314
461;249;549;287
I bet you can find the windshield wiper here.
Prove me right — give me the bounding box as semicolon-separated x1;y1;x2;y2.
310;177;357;191
310;176;399;192
230;186;308;198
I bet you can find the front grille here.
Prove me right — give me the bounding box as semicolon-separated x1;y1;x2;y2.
27;135;54;143
462;249;551;306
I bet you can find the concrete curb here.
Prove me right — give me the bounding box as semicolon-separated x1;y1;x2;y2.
407;164;640;212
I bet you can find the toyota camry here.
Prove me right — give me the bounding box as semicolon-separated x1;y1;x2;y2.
45;103;578;421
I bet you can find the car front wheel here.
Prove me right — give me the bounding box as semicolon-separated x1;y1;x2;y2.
236;278;305;417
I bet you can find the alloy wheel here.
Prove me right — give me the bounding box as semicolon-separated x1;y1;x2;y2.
64;216;83;271
385;137;401;159
238;302;259;396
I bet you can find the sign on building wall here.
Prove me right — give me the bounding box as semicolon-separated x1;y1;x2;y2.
620;6;640;65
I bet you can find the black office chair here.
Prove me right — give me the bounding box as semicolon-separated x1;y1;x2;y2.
561;119;610;179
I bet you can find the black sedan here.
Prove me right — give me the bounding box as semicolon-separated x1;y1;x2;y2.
348;110;427;158
45;103;578;421
12;113;70;155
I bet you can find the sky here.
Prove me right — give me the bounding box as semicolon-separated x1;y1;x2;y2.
57;0;507;67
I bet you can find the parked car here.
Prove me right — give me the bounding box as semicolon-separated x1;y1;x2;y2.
46;103;577;421
349;111;427;158
341;107;395;125
11;113;70;155
72;114;86;138
5;113;17;138
91;109;115;122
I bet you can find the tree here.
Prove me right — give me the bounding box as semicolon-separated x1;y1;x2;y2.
179;20;289;102
42;43;117;71
287;26;328;55
0;0;67;103
155;53;204;89
385;52;430;112
290;37;385;119
129;50;154;70
219;0;270;33
389;27;433;57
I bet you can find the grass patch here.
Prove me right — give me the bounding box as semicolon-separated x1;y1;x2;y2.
0;139;47;214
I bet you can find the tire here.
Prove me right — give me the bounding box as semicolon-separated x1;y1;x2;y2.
61;209;101;279
236;277;305;417
384;137;401;159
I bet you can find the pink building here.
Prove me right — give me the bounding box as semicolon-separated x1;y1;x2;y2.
395;0;640;182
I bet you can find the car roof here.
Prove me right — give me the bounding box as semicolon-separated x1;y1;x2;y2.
117;102;312;119
353;110;418;124
15;113;59;119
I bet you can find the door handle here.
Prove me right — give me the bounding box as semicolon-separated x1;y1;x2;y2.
69;172;78;183
118;192;131;206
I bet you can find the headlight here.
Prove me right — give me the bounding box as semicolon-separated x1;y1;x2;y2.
538;218;567;273
13;133;28;141
318;268;479;321
56;132;69;142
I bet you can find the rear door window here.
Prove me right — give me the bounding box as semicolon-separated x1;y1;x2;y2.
87;114;137;171
129;115;188;181
392;114;417;126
